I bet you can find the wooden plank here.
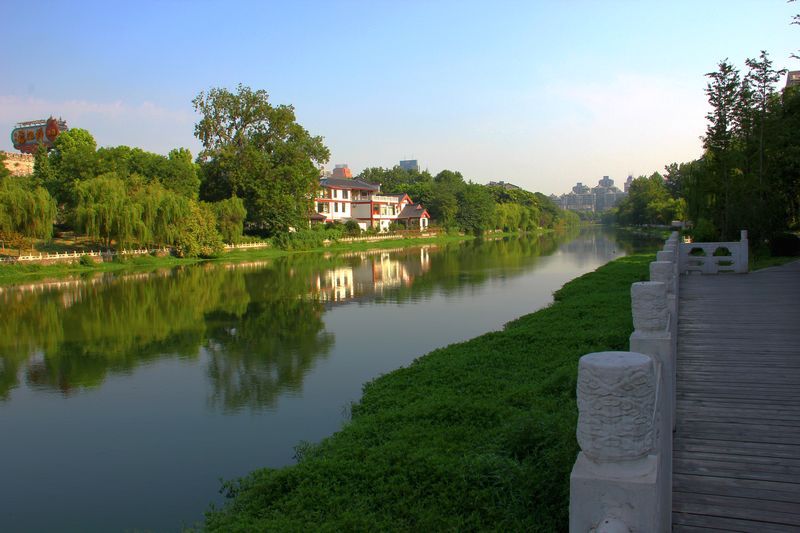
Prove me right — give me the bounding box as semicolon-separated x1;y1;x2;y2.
674;457;800;483
672;511;800;532
674;438;800;459
674;492;800;525
674;473;800;502
673;263;800;530
673;450;800;468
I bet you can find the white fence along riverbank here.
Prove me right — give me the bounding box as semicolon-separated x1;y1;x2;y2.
0;242;271;264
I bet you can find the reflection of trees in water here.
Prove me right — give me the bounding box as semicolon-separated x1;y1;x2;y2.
205;298;334;412
0;257;338;410
0;230;626;408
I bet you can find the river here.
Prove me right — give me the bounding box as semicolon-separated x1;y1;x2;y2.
0;227;658;532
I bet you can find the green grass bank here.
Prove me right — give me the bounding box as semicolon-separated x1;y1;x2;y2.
203;253;654;532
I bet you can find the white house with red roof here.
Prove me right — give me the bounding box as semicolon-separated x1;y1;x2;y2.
312;165;430;231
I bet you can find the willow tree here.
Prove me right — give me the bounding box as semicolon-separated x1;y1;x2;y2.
0;177;56;253
73;173;146;249
193;84;330;235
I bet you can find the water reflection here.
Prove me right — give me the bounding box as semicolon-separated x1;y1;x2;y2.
0;227;653;409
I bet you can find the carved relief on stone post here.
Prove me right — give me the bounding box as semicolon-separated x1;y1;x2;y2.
576;351;656;462
649;262;674;297
631;282;668;333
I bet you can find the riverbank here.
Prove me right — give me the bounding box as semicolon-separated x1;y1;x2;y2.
0;232;484;286
202;253;653;531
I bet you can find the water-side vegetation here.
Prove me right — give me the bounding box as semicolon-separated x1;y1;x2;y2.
203;253;653;531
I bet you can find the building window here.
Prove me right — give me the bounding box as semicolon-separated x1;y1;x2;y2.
334;203;339;213
343;190;349;199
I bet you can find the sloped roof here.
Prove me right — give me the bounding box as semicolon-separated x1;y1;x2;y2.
321;177;380;191
397;203;429;219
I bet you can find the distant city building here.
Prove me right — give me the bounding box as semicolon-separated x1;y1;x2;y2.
399;159;419;172
332;164;352;179
487;180;521;190
787;71;800;89
555;176;627;213
624;175;634;193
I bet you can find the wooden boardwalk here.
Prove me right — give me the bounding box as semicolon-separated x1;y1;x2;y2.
673;261;800;532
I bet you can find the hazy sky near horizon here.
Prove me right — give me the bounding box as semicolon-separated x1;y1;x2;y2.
1;1;797;194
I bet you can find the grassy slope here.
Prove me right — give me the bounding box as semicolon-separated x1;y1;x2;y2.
204;254;653;532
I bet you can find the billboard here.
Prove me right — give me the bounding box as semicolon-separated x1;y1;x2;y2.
11;117;68;154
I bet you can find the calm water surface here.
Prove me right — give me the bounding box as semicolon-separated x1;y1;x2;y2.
0;228;657;532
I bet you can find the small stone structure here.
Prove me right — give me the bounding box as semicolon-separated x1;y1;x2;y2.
678;230;748;274
1;151;35;176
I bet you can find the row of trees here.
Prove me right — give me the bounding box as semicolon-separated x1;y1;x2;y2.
1;84;579;255
0;127;250;257
608;49;798;248
355;165;577;234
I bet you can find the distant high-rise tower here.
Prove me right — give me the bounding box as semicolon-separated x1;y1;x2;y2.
332;164;352;179
399;159;419;172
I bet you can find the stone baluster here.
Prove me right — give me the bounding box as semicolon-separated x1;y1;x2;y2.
629;281;673;527
570;351;664;533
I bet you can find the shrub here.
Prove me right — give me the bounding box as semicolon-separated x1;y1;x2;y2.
79;254;94;266
344;220;361;237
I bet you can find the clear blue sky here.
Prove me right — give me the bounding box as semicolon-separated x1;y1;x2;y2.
1;0;797;194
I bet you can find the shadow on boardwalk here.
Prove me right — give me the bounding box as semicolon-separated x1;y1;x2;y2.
674;260;800;532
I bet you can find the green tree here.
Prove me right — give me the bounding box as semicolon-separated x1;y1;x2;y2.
0;152;10;180
704;60;743;239
456;183;495;234
0;176;56;252
73;173;146;248
49;128;99;204
193;84;330;235
214;196;247;244
174;201;225;258
32;144;57;192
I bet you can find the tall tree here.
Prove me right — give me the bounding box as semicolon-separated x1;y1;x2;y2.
704;60;742;239
193;84;330;235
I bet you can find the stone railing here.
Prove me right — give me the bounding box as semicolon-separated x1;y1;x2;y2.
0;248;164;263
679;230;748;274
570;231;680;533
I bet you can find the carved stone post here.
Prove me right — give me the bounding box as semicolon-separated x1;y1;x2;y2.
630;281;673;527
570;351;663;533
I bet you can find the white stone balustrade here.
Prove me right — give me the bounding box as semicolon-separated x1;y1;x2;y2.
571;235;682;532
679;230;748;274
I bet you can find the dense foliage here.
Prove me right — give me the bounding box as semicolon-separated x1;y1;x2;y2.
203;254;652;531
356;166;577;234
607;48;799;251
193;84;330;235
18;128;239;257
614;173;685;227
0;174;57;251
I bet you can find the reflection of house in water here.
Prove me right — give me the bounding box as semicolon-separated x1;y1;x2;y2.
311;247;431;305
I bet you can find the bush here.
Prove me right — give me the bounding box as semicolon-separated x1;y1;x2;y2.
79;254;94;266
344;220;361;237
690;218;717;242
